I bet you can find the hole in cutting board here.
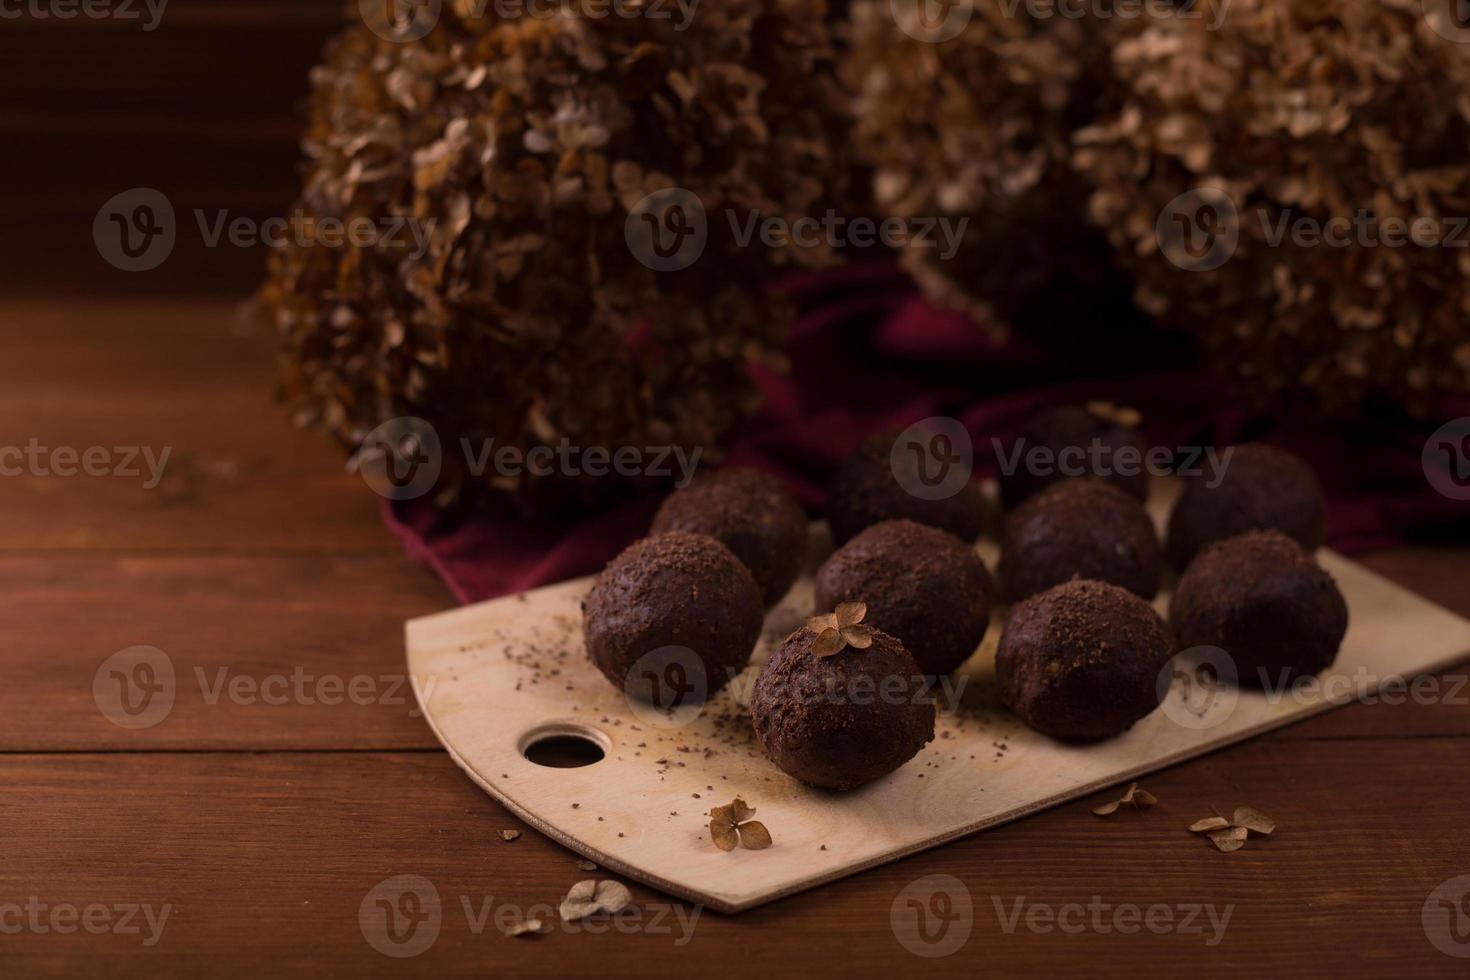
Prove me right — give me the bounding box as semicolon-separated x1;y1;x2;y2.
520;724;609;768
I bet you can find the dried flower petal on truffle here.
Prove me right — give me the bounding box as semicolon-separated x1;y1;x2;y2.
806;602;874;658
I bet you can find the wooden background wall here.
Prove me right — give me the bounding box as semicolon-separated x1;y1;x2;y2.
4;1;349;296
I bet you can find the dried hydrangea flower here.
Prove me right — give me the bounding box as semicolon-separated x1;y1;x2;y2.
708;797;773;851
264;3;852;511
1189;804;1276;851
843;0;1122;336
806;601;874;658
1074;0;1470;414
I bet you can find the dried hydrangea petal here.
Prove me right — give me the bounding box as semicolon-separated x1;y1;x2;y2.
503;916;547;937
738;821;773;850
1189;816;1232;833
1207;827;1249;853
559;879;632;921
811;628;847;659
728;798;756;824
1232;807;1276;836
841;625;874;650
835;601;868;628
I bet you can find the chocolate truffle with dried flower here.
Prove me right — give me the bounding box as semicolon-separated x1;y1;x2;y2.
996;579;1174;742
998;403;1151;508
1170;530;1347;687
841;0;1122;332
751;604;935;790
813;519;991;676
1072;0;1470;413
826;430;985;547
650;467;807;608
263;3;851;511
582;532;762;700
1165;444;1324;570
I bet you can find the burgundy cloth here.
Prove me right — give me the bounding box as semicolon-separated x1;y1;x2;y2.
385;261;1470;605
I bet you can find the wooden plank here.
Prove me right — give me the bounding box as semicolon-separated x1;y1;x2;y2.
0;746;1465;977
0;300;392;550
0;555;448;751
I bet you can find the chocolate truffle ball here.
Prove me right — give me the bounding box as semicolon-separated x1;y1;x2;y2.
826;431;985;547
582;532;762;700
650;467;807;608
999;478;1161;602
1170;530;1348;688
751;626;935;791
1165;443;1325;569
996;579;1174;741
999;404;1151;507
813;519;991;676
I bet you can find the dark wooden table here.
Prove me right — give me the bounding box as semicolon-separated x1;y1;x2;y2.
2;297;1468;977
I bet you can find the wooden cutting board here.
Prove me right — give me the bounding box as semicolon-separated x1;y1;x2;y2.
405;481;1470;912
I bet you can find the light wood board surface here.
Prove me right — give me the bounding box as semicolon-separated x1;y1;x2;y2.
407;482;1470;912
